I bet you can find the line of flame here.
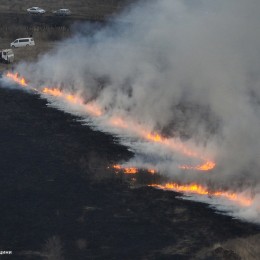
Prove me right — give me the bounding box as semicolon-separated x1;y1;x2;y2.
150;183;253;207
6;72;28;87
7;72;253;208
4;72;215;171
112;165;252;207
113;164;138;174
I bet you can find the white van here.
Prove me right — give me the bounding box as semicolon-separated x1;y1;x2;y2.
10;38;35;48
0;49;14;63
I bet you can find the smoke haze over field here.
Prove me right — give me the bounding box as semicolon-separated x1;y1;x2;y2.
16;0;260;221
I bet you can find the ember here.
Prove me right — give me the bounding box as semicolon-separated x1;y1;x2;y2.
112;164;138;174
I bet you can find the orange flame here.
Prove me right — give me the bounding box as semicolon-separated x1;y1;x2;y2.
145;132;198;157
112;164;157;175
124;168;138;174
6;72;27;87
43;87;84;104
112;164;138;174
148;169;156;175
150;183;252;207
145;131;215;171
85;102;103;117
5;72;255;211
147;133;163;142
4;72;216;171
179;161;216;171
43;86;102;116
43;87;62;96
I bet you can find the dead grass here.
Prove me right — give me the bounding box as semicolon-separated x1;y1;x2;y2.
0;0;134;72
0;0;131;17
195;233;260;260
223;234;260;260
0;40;56;73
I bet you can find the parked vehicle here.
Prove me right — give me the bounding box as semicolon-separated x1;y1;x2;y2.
53;9;71;16
10;38;35;48
27;7;46;14
0;49;14;63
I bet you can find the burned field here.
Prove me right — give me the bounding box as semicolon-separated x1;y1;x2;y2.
0;85;259;259
1;0;260;259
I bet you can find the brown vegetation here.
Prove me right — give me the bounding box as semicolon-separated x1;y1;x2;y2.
0;0;130;18
0;0;135;72
196;234;260;260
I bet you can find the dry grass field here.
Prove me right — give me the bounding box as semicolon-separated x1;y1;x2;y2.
0;0;134;72
0;40;56;73
0;0;130;17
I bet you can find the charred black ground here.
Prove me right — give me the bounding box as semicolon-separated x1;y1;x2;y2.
0;85;259;259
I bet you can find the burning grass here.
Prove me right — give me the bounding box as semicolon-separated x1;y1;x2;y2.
150;183;253;207
4;71;216;172
4;71;254;211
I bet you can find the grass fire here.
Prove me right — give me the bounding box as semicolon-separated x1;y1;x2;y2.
4;70;259;219
1;0;260;259
4;71;257;211
4;71;216;172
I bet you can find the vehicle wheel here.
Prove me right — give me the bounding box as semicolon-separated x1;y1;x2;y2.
26;44;29;47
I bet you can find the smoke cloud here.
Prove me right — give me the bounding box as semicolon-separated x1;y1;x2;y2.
16;0;260;222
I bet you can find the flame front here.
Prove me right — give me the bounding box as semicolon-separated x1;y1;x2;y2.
6;72;27;87
5;72;255;210
150;183;253;207
4;72;215;172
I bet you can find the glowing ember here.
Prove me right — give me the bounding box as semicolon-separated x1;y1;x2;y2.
124;168;138;174
85;102;103;116
113;165;121;170
148;169;156;174
113;164;138;174
151;183;253;207
112;165;157;175
109;117;128;128
196;161;216;171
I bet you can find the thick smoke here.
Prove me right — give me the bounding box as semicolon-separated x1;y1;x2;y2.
16;0;260;221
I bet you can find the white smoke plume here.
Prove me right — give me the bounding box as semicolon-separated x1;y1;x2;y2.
15;0;260;222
